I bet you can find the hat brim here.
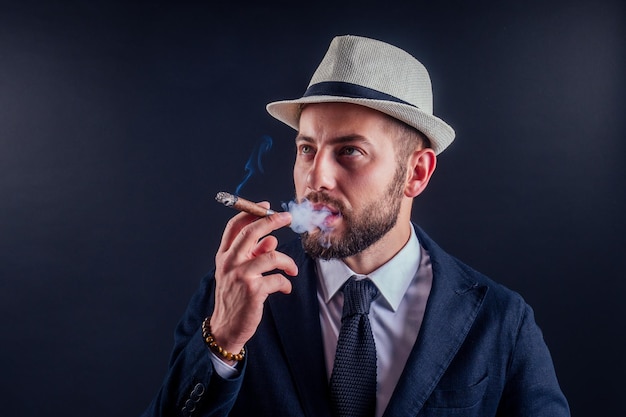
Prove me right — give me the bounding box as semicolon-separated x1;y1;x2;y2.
266;96;455;155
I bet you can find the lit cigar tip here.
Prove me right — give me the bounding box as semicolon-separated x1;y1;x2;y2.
215;191;277;218
215;191;237;207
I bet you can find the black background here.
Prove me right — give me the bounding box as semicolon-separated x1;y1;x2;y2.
1;1;624;415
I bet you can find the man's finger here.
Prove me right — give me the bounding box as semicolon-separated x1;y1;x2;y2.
228;211;292;259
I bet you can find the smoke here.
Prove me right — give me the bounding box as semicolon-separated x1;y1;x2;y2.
231;134;333;247
282;199;333;248
235;135;273;196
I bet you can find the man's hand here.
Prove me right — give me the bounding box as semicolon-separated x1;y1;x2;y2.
209;202;297;363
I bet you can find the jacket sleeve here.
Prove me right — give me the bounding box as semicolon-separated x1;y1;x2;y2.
140;273;245;417
497;303;570;417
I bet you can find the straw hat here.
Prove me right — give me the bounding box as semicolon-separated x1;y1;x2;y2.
266;35;455;155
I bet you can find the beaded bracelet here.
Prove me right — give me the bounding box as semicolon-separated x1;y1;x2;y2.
201;316;246;362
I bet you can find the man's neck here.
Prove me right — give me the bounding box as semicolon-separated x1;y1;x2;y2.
342;221;412;275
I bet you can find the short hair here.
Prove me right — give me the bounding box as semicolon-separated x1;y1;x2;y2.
383;114;431;163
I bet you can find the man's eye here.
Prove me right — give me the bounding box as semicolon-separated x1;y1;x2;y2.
299;145;312;154
340;147;361;156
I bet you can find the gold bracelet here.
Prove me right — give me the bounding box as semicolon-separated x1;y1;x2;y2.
201;316;246;362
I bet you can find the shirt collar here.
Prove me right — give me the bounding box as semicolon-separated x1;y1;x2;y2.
316;224;421;312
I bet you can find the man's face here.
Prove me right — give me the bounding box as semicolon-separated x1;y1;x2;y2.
293;102;407;259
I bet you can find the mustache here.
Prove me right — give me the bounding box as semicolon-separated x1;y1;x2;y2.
302;192;347;214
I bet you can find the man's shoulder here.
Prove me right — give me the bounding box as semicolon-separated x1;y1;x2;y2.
415;225;527;307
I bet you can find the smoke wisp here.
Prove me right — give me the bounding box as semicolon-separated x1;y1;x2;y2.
235;135;273;196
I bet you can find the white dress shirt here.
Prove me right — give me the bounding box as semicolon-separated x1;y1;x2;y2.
317;224;433;417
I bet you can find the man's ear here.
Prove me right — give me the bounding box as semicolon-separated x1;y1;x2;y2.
404;148;437;198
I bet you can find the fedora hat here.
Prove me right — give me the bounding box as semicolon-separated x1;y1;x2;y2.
266;35;455;155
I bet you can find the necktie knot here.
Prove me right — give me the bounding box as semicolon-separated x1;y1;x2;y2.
342;277;378;318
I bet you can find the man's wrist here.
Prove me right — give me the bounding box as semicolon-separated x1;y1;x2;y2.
202;316;246;364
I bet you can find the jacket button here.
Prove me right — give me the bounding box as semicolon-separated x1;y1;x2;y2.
191;383;205;401
184;398;196;412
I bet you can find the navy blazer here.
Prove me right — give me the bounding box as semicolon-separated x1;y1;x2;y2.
142;226;570;417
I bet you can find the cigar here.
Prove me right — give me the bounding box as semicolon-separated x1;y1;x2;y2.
215;191;276;217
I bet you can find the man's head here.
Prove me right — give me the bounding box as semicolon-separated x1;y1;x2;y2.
292;102;435;261
267;35;451;265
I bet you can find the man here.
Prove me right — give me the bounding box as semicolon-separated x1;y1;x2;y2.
142;35;570;417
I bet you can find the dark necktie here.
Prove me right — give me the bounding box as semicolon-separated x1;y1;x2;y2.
329;277;379;417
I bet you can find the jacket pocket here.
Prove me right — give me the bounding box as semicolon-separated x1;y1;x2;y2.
424;374;489;410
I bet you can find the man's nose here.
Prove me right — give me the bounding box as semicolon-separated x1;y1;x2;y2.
306;151;336;192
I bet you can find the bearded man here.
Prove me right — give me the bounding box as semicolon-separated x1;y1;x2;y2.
142;35;570;417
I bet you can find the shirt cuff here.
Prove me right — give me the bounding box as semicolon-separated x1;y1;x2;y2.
209;350;240;379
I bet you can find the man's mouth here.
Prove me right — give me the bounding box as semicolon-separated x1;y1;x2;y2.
313;203;337;214
313;204;342;227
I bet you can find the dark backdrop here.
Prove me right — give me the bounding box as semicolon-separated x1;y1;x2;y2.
1;1;624;416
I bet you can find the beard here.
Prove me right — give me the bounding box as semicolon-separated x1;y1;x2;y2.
300;164;406;260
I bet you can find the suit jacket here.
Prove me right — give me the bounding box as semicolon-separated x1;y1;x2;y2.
141;226;570;417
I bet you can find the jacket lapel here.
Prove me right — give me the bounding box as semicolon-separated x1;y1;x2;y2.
266;229;487;417
383;227;488;416
267;241;333;417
